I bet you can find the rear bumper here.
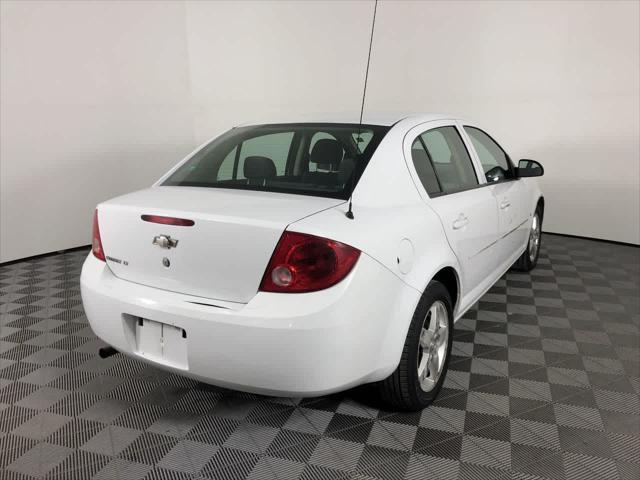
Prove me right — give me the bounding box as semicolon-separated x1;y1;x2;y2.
80;253;420;396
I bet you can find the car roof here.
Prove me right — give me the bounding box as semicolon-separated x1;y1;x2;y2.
236;112;461;128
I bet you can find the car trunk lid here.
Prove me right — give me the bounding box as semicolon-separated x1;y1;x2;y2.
97;186;343;303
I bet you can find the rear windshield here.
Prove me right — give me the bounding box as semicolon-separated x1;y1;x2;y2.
162;123;390;199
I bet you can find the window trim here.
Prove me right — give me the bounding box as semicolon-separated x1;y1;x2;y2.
462;125;518;185
410;125;482;198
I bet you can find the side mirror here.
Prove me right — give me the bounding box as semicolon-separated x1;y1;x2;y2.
516;159;544;178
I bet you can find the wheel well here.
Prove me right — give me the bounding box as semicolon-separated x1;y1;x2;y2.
537;196;545;220
432;267;459;311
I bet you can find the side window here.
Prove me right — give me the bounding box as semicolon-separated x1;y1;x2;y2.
464;127;514;182
237;132;294;178
216;146;237;181
420;127;479;193
410;137;441;196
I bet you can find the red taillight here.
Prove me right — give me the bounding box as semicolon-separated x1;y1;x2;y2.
141;215;195;226
92;210;106;261
259;231;360;293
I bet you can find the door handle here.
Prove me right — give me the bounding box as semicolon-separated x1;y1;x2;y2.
452;214;469;230
500;200;511;210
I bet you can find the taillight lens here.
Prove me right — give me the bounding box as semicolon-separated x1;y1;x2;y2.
92;210;106;261
259;231;360;293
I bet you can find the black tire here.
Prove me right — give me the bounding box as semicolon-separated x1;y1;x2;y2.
377;280;454;411
513;204;543;272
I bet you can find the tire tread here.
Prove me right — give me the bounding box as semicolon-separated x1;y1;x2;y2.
377;280;452;411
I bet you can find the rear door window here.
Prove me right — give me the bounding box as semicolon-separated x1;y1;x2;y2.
419;127;479;194
410;137;441;196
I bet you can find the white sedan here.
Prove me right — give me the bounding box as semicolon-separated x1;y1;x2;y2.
80;114;544;410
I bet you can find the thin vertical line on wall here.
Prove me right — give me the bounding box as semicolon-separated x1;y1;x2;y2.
359;0;378;125
181;0;197;148
346;0;378;220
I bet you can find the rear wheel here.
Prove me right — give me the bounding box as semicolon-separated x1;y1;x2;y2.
514;204;543;271
377;281;453;411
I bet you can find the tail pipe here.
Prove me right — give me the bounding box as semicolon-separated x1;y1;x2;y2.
98;346;118;359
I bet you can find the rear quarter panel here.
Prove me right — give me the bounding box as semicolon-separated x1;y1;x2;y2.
289;119;462;314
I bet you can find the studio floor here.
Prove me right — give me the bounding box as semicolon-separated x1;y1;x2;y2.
0;234;638;480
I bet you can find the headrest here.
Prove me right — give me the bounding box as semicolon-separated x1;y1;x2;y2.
244;156;276;179
310;139;343;170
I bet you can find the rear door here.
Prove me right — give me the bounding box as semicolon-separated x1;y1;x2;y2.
462;125;531;259
406;122;500;297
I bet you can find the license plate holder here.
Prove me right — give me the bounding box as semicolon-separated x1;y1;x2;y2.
135;318;188;370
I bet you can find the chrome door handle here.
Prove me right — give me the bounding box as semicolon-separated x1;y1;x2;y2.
500;201;511;210
452;215;469;230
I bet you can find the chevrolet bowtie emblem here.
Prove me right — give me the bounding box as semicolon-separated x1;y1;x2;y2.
152;234;178;249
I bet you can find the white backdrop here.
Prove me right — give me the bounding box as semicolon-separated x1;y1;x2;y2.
1;0;638;262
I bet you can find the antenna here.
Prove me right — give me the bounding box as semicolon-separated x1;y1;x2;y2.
346;0;378;220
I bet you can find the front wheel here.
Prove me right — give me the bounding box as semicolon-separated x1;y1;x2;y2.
513;205;543;272
377;280;453;411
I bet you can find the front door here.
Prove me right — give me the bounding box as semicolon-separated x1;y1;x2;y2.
463;126;531;259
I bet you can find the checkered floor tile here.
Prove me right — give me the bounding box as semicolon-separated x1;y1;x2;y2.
1;234;638;479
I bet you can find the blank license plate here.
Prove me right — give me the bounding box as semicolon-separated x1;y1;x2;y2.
135;318;188;370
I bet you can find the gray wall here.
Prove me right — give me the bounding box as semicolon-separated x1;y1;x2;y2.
1;0;638;262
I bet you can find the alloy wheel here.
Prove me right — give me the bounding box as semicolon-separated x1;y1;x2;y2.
529;213;541;262
417;300;449;392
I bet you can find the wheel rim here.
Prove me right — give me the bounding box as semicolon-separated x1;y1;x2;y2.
529;213;541;262
417;300;449;392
